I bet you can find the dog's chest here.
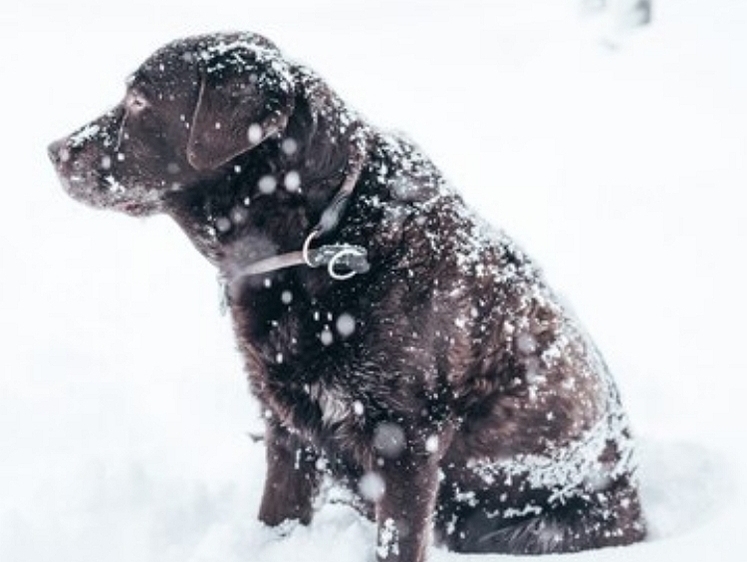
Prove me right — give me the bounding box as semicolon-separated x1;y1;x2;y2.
303;380;355;426
264;365;365;448
237;295;368;435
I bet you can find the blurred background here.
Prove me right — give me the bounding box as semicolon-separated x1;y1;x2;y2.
1;1;746;560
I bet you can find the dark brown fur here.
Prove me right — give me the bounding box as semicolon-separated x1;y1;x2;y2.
49;32;646;561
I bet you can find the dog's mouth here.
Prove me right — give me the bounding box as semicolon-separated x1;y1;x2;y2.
48;137;162;217
117;200;154;216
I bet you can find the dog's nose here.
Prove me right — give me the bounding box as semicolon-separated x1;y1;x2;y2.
47;139;70;166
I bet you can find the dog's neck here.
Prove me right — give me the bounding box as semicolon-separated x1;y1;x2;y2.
221;145;372;300
165;65;375;297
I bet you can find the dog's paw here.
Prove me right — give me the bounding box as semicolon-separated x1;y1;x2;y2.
262;517;302;538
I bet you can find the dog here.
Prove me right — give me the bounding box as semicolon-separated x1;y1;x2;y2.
49;32;646;561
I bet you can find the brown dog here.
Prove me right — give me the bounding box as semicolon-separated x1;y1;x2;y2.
49;32;646;561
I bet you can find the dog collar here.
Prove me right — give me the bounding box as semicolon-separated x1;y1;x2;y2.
230;232;370;281
223;126;371;292
218;233;369;314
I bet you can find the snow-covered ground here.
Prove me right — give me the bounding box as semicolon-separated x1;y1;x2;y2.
2;1;746;560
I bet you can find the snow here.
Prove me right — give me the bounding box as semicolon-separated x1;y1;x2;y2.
377;517;401;559
283;170;301;192
353;401;365;417
320;327;334;346
358;472;386;503
282;138;298;156
335;313;356;338
467;408;635;505
248;123;264;144
258;174;277;194
372;422;407;459
2;0;747;561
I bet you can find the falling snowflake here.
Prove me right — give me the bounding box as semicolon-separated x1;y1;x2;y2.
335;313;356;338
373;422;406;459
281;138;298;155
247;123;263;144
258;175;277;194
358;472;386;502
353;400;365;416
320;327;334;346
215;217;232;233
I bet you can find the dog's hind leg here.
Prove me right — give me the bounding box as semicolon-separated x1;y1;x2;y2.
438;476;646;554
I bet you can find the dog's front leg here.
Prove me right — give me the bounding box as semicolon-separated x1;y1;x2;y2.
375;452;439;562
259;421;321;527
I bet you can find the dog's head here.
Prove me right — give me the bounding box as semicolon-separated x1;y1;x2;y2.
48;32;296;216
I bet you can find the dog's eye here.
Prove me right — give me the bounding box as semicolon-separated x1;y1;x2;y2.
125;92;150;114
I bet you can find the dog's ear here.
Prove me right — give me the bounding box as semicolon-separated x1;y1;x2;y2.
186;46;295;171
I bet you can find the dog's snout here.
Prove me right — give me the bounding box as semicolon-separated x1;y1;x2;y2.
47;139;71;167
